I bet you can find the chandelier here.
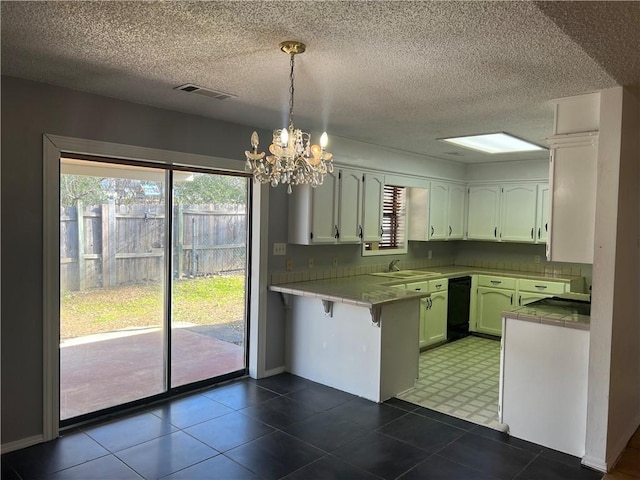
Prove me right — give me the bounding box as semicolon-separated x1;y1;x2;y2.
245;41;333;194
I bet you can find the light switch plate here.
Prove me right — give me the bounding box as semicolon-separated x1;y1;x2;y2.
273;243;286;256
286;259;293;271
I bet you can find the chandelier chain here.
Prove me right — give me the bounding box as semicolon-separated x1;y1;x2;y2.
288;53;295;129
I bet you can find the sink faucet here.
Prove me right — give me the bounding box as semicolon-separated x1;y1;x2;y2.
388;259;401;272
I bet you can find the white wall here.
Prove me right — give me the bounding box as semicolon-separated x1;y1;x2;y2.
466;159;549;183
584;86;640;471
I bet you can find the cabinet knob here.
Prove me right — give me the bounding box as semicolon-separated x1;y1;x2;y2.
538;228;541;239
494;227;497;238
531;228;534;239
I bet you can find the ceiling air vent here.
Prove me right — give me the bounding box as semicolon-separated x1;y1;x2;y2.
175;83;236;101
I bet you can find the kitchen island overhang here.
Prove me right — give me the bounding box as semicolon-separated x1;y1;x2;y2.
270;277;431;402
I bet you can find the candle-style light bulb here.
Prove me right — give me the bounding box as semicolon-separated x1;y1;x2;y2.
280;128;289;146
320;132;328;149
251;131;259;149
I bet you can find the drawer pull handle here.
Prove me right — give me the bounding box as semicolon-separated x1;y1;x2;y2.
535;285;547;289
435;284;442;288
414;288;421;291
490;280;502;285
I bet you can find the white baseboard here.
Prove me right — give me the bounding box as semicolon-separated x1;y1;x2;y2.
1;434;44;454
581;455;608;473
263;366;286;377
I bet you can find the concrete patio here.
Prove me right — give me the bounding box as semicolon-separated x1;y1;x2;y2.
60;326;244;420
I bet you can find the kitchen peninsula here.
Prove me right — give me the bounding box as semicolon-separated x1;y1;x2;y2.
270;265;584;403
500;296;591;457
270;274;431;402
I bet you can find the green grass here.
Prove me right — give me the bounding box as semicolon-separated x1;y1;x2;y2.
61;275;246;339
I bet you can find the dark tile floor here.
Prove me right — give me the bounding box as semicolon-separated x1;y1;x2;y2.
2;373;604;480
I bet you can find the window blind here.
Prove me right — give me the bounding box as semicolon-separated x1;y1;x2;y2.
379;185;406;249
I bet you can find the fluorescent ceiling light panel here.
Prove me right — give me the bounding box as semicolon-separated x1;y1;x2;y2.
440;133;545;154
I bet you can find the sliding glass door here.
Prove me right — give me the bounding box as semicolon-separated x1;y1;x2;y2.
170;173;248;387
59;158;249;422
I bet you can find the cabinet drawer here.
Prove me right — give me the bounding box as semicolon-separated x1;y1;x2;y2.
428;278;448;292
478;275;516;290
518;279;566;295
405;281;430;292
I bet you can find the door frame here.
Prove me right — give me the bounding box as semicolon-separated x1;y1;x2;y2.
43;134;269;440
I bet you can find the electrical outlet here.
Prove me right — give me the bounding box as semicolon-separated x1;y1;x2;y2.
286;259;293;271
428;250;433;259
308;258;314;269
534;255;541;264
273;243;286;256
332;257;338;267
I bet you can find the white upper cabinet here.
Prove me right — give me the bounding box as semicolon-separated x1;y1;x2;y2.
536;183;550;243
408;181;466;241
288;172;338;244
467;185;501;241
362;173;385;242
289;168;384;245
338;169;364;243
547;136;598;263
500;184;537;242
429;182;449;240
448;184;466;239
546;92;599;263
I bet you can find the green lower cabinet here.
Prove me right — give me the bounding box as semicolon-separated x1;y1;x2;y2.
517;291;548;307
420;290;448;348
476;286;514;336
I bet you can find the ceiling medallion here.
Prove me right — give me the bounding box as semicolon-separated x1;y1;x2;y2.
245;41;333;194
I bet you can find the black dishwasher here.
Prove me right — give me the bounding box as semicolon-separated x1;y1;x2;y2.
447;276;471;341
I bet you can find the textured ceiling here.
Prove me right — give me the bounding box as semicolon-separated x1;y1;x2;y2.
2;1;639;164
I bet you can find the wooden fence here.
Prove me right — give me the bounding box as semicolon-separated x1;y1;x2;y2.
60;200;247;291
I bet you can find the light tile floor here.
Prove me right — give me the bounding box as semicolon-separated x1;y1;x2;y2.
398;335;504;430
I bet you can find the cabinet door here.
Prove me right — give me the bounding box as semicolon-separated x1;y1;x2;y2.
517;292;549;307
548;139;597;263
424;290;448;347
311;173;339;243
429;182;448;240
476;286;514;336
407;186;430;241
448;184;465;239
337;169;363;243
501;184;537;242
536;183;550;243
362;173;384;242
467;186;500;241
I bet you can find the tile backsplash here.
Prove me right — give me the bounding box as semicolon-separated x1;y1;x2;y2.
269;240;591;289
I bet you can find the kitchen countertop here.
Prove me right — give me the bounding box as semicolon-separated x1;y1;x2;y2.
269;265;584;309
502;295;591;330
269;275;431;308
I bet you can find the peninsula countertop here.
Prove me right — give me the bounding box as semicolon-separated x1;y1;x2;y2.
502;295;591;331
269;265;584;309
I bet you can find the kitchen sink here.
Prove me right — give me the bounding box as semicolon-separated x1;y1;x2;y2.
370;270;439;279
